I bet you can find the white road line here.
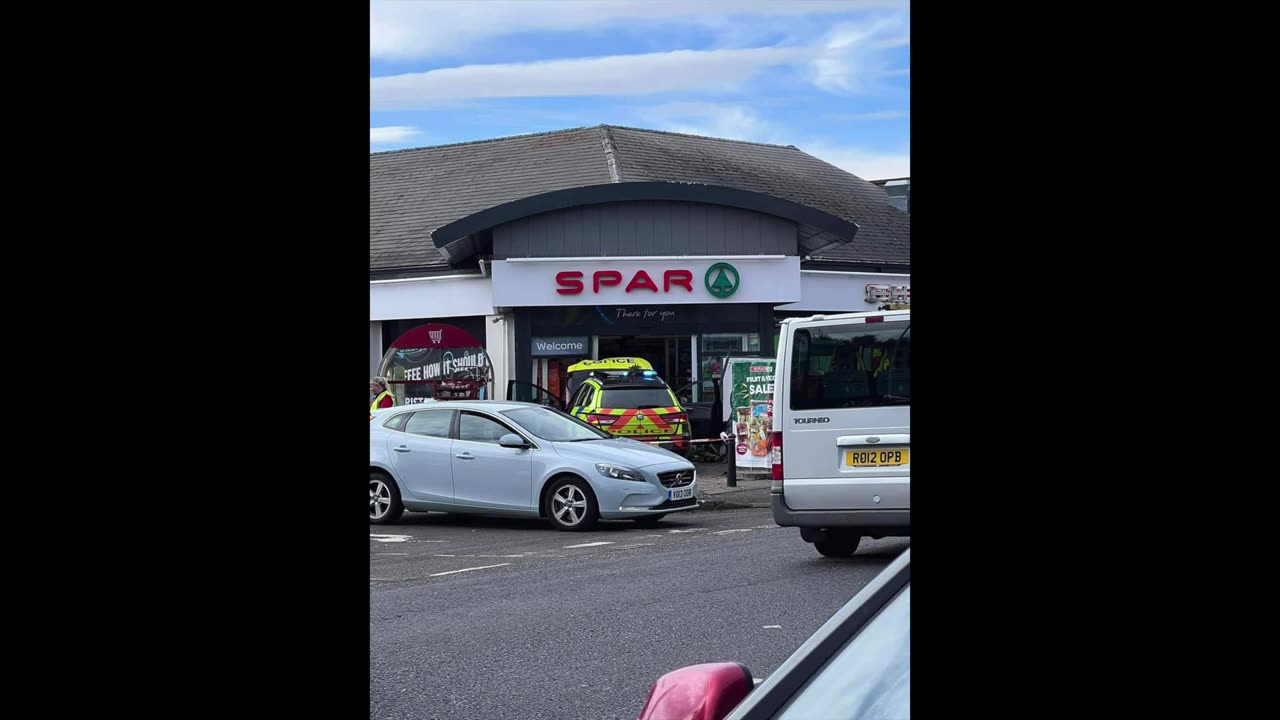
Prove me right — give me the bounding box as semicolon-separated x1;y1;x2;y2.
714;529;753;535
763;625;782;629
369;534;413;543
563;541;615;548
476;554;525;558
612;543;655;549
667;528;704;534
428;563;510;577
434;554;456;557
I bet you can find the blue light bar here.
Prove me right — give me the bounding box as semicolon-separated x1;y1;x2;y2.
642;370;657;377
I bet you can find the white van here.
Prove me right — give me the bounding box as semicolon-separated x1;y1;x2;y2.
770;310;910;557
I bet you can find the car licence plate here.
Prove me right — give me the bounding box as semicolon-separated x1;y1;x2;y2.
668;486;694;501
846;448;909;467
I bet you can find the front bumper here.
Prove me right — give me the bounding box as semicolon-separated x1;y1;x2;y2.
598;463;698;519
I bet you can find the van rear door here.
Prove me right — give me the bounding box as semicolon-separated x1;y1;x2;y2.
779;317;910;511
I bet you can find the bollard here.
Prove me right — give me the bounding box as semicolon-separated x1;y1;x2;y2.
726;433;737;487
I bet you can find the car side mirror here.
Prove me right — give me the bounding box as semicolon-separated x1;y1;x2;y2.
499;434;529;449
636;662;753;720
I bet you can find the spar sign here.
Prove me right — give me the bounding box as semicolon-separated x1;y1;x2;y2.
724;358;776;472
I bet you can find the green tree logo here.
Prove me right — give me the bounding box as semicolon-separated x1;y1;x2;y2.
704;262;740;298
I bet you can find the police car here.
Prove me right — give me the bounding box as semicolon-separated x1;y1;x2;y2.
562;358;692;456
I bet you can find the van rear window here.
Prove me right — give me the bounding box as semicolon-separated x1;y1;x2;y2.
790;321;910;410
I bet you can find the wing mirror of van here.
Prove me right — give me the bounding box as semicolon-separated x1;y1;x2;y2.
636;662;753;720
499;434;530;449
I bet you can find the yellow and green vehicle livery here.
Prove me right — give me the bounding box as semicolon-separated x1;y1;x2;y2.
564;358;691;455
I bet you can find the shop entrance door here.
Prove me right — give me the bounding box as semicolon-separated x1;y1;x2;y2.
597;336;692;386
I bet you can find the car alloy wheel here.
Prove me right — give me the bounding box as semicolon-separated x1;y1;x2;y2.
370;478;392;520
551;484;588;527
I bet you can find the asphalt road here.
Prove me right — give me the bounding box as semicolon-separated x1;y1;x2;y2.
371;507;908;720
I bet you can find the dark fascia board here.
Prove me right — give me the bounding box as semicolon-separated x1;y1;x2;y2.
431;181;859;262
369;266;482;282
801;259;910;274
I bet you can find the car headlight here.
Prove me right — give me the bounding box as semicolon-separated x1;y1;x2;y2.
596;464;646;482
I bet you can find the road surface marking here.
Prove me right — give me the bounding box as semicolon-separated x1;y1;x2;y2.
763;625;782;629
714;529;753;535
563;541;615;548
434;554;456;557
613;543;655;549
370;534;413;543
476;554;525;558
373;553;409;556
428;563;510;577
667;528;704;534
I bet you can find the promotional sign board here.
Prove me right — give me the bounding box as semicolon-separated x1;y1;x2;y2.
723;357;777;472
377;323;494;403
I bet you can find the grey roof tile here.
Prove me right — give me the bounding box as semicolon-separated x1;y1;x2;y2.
369;125;909;273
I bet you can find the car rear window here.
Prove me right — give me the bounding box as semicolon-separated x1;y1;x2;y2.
790;321;910;410
600;387;674;409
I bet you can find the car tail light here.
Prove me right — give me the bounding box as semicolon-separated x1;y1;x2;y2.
670;413;688;424
589;414;616;425
770;431;783;487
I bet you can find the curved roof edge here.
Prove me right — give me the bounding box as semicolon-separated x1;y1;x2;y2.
430;181;860;262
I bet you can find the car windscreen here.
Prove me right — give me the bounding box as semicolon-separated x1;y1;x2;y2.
599;387;674;409
502;406;611;442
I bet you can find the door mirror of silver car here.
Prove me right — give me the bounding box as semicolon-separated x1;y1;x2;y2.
499;434;529;449
636;662;753;720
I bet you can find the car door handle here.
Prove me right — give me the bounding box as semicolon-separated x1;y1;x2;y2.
393;446;410;453
455;452;474;460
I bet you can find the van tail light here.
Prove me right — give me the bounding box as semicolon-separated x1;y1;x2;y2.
770;431;783;489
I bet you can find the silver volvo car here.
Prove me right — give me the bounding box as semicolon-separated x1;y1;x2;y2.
370;401;697;530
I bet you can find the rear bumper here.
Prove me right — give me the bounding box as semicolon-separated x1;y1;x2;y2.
771;492;910;533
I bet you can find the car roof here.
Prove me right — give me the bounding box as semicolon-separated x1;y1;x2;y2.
373;400;539;415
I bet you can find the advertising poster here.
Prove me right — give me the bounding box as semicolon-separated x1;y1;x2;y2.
378;323;494;404
726;358;776;472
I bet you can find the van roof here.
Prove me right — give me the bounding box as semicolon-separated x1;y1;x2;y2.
782;309;909;325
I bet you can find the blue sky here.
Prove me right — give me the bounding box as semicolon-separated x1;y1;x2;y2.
370;0;909;180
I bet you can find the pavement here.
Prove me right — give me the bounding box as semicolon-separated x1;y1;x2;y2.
693;460;772;510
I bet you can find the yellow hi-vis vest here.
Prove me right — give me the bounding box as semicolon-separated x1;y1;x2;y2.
370;390;394;412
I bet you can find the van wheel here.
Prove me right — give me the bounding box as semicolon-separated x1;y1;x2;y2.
812;530;861;557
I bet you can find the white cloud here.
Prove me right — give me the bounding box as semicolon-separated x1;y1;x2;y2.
371;47;808;108
370;126;421;144
796;143;910;180
810;18;907;95
632;102;773;142
826;111;909;120
371;0;907;60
